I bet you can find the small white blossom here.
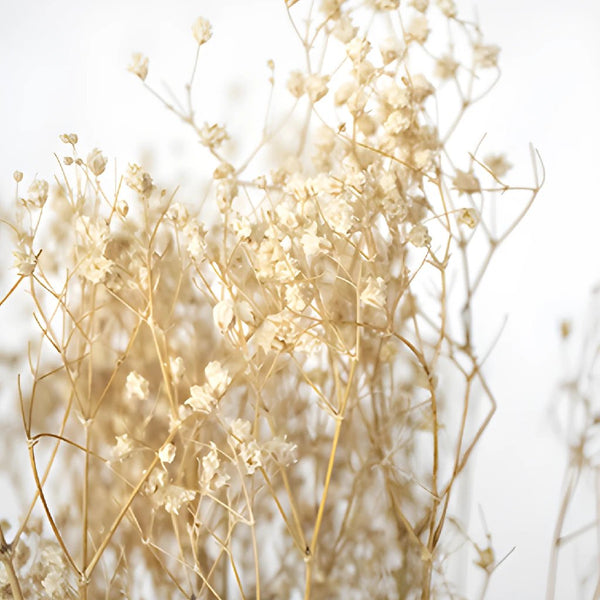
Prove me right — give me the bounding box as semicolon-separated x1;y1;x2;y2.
127;53;149;81
185;383;216;413
484;153;512;177
474;43;500;68
169;356;185;384
111;434;133;462
125;163;153;197
25;178;49;208
158;443;176;464
406;15;429;44
286;70;305;98
305;74;329;103
125;371;149;401
213;299;236;333
192;17;212;45
407;224;432;247
453;170;481;195
87;148;107;176
360;276;387;309
457;208;479;229
205;361;231;396
199;123;228;149
160;485;196;515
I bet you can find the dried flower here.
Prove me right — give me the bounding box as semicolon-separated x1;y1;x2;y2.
128;52;149;81
86;148;107;176
125;371;149;401
192;17;212;45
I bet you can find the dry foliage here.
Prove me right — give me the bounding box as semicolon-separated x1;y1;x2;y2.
0;1;541;598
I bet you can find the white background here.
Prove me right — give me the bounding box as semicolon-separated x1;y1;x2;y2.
1;1;599;598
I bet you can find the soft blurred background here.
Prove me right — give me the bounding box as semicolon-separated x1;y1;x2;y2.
1;1;599;597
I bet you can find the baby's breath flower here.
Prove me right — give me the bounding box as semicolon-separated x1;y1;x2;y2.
13;170;23;182
457;207;479;228
407;223;432;247
199;122;228;149
80;253;113;284
160;485;196;515
192;17;212;45
86;148;107;176
128;52;149;81
435;54;459;79
380;37;402;65
185;384;216;413
183;220;207;260
125;371;149;401
384;109;411;135
286;70;306;98
200;443;229;493
474;43;500;68
406;15;429;44
205;361;231;396
111;434;133;462
12;250;34;276
437;0;456;18
25;178;49;208
484;153;512;177
411;0;429;10
453;169;481;195
264;436;298;467
305;74;329;103
169;356;185;384
346;37;371;64
59;133;78;145
158;443;176;464
332;14;357;43
125;163;153;197
213;299;236;333
239;440;263;474
360;276;387;309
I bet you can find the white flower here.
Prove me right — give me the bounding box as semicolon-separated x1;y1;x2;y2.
239;440;263;475
213;299;236;332
437;0;456;18
87;148;107;176
360;276;387;309
406;15;429;44
80;253;113;284
169;356;185;384
305;74;329;103
111;434;133;462
160;485;196;515
286;70;306;98
158;443;176;464
474;43;500;68
199;123;228;149
25;178;48;208
453;170;481;195
125;371;149;401
204;361;231;396
192;17;212;45
185;383;216;413
380;37;402;65
301;222;331;258
457;208;479;229
407;224;432;248
183;220;207;260
264;436;298;467
125;163;153;197
127;53;149;81
484;153;512;177
384;110;411;135
200;442;229;492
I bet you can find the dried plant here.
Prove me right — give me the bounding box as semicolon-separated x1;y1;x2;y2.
0;1;541;599
548;304;600;599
